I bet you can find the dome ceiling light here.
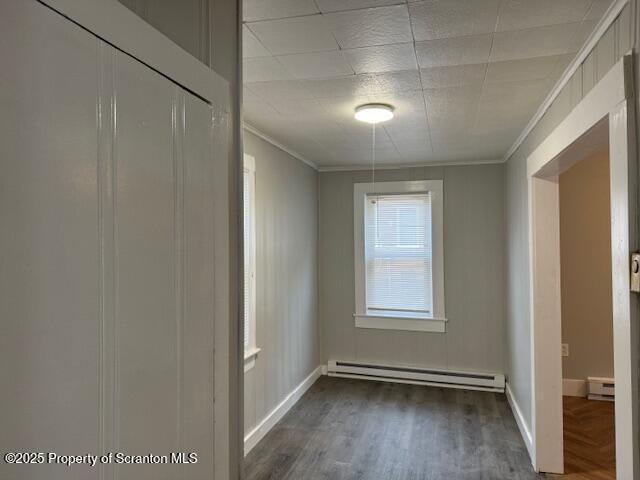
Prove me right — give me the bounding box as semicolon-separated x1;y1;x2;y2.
354;103;394;124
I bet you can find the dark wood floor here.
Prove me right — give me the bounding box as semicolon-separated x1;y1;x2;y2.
244;376;544;480
548;397;615;480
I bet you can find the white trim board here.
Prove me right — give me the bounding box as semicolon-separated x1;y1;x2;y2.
37;0;229;110
563;379;587;397
506;383;535;466
244;366;323;456
243;123;318;171
526;55;638;476
504;0;630;161
317;159;503;172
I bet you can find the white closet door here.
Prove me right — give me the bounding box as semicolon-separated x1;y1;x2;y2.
0;1;101;479
113;50;182;480
0;2;219;479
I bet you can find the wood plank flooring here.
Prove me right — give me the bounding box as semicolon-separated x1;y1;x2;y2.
244;376;544;480
548;396;615;480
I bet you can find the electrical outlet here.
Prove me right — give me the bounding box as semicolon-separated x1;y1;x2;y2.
561;343;569;357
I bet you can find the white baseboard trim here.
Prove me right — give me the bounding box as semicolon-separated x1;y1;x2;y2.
563;378;587;397
506;382;534;466
244;365;323;456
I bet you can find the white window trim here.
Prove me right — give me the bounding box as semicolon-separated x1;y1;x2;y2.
353;180;446;333
244;154;259;372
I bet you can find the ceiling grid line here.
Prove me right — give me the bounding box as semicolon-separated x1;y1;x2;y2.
242;0;617;168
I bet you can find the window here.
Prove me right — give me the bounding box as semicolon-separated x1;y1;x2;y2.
243;155;260;371
354;180;446;332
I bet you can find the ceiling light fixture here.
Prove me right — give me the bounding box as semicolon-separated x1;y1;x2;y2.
354;103;394;124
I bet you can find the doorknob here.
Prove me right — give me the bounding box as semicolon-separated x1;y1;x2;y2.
631;253;640;292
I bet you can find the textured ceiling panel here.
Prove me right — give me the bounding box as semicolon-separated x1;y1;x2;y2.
490;23;581;62
243;25;271;58
277;51;355;79
420;63;487;88
243;0;319;22
415;34;493;68
497;0;592;31
344;43;418;74
243;57;292;82
484;54;573;84
247;15;338;55
242;0;614;167
325;5;413;49
409;0;502;41
317;0;405;13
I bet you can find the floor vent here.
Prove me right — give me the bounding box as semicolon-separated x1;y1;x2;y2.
327;360;505;393
587;377;615;401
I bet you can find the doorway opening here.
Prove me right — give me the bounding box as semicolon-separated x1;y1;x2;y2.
557;140;616;479
527;56;638;477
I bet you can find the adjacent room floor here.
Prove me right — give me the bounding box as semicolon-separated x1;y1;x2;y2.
548;396;616;480
244;377;543;480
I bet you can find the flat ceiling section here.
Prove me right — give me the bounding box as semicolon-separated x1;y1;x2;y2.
243;0;613;167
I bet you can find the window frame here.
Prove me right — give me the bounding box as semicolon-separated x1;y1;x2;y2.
353;180;446;333
243;154;260;372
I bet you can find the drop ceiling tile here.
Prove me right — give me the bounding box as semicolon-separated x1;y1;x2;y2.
243;0;319;22
490;23;581;62
326;145;401;164
496;0;592;32
316;0;404;13
424;86;481;129
245;79;313;101
420;63;487;88
277;51;354;79
415;34;493;68
344;43;417;74
424;85;482;111
431;137;505;161
243;57;292;82
324;4;412;49
247;15;338;55
479;78;553;114
409;0;501;41
304;70;422;99
243;26;271;58
243;100;282;126
484;54;571;84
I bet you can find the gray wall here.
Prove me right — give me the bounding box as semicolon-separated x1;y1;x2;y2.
318;165;505;374
243;130;320;435
504;3;634;431
118;0;210;64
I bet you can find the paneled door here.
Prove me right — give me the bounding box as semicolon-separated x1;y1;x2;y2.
0;1;223;479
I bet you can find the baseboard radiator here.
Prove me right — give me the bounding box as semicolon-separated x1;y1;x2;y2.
327;360;505;393
587;377;615;401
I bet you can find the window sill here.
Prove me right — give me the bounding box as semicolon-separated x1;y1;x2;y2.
244;347;261;373
353;313;447;333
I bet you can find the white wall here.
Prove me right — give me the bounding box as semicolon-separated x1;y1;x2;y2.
318;164;505;374
242;130;320;435
504;3;634;435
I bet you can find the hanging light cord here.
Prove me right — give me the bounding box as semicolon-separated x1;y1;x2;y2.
372;123;376;187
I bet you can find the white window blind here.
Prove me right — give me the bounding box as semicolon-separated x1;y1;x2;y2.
243;166;255;351
364;193;433;315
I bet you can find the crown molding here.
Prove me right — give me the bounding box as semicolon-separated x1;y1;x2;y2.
503;0;630;161
317;158;504;172
242;123;318;171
